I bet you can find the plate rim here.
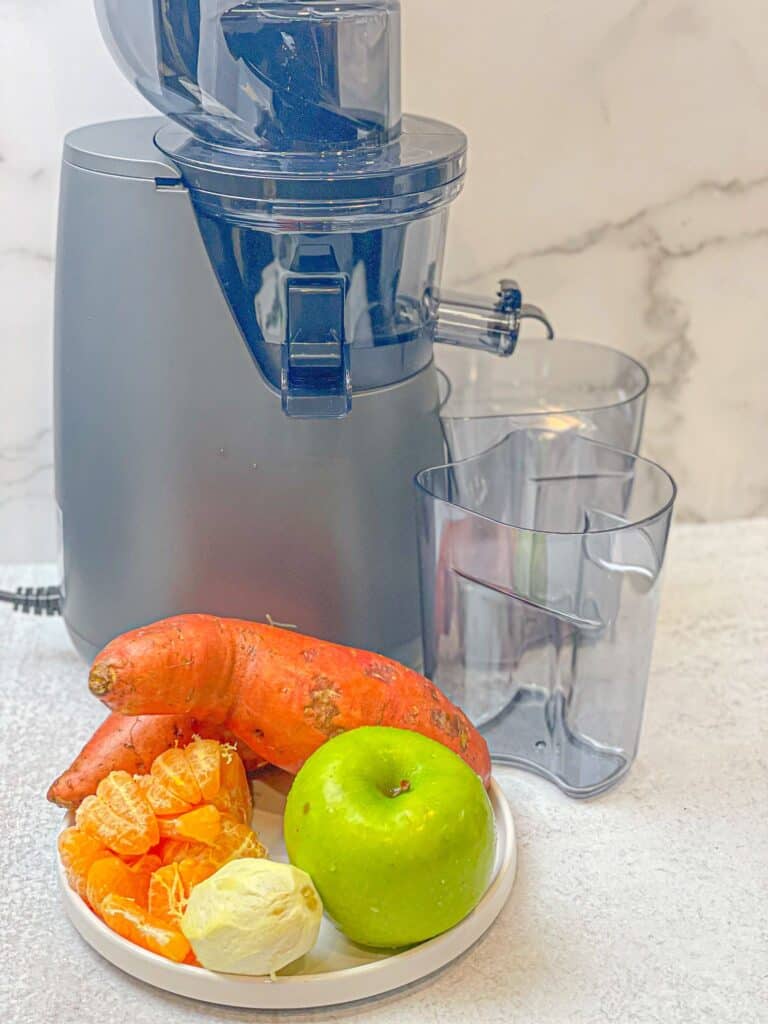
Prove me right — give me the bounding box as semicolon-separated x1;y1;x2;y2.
59;778;516;1009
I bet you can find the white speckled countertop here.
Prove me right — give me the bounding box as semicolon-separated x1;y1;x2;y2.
1;520;767;1024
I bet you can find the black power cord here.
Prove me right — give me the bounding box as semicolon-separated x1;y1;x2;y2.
0;586;62;615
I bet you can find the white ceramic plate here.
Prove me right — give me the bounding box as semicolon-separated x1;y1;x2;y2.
59;771;516;1010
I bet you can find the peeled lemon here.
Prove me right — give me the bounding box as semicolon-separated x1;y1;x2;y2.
181;858;322;975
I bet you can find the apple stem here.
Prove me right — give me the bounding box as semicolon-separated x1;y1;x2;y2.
388;779;411;798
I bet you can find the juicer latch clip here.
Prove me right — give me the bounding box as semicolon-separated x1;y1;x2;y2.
433;279;554;357
283;277;351;419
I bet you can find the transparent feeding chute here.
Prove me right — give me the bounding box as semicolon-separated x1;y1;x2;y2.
96;0;402;149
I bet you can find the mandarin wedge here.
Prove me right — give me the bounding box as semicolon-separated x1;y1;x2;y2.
76;771;159;856
100;894;191;963
209;816;266;863
210;749;252;825
148;863;188;928
97;771;157;827
125;852;163;874
177;856;219;891
150;747;202;807
157;837;203;866
184;738;221;801
157;805;221;845
176;818;266;892
58;827;108;900
145;775;196;817
86;855;153;913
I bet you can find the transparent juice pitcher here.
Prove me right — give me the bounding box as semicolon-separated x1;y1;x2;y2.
416;426;676;797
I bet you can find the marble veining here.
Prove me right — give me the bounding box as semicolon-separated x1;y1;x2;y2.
451;174;768;522
1;0;767;561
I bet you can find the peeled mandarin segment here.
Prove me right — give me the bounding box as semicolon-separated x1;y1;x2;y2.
96;771;156;828
175;821;265;892
146;775;196;817
148;863;188;927
157;805;222;846
126;853;163;874
151;748;202;806
177;856;218;891
220;816;266;859
100;894;191;963
132;776;186;820
86;855;152;914
132;774;151;797
75;790;133;856
58;827;108;900
210;751;252;825
225;749;253;819
158;837;202;866
76;791;159;857
81;771;160;854
127;855;161;902
185;739;221;801
208;817;267;867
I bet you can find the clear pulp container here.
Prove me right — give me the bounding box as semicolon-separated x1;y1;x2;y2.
419;343;676;798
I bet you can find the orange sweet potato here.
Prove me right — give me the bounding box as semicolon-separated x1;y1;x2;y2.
47;712;265;810
89;615;491;784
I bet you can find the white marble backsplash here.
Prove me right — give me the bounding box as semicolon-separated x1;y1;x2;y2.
1;0;767;562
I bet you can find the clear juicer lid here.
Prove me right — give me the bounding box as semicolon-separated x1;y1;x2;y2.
99;0;467;223
154;116;467;226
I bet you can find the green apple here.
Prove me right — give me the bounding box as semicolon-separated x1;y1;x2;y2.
283;726;495;948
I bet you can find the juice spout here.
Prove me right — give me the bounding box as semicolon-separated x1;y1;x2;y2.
434;279;554;356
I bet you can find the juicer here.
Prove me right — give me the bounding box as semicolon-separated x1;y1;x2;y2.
54;0;552;663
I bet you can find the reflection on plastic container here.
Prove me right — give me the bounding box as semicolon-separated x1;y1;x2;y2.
436;338;649;461
416;428;676;797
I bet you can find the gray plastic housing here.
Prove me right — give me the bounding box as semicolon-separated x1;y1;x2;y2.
54;118;445;663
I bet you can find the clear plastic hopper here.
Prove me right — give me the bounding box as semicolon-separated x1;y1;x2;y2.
95;0;552;417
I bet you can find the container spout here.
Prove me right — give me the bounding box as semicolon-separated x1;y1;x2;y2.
434;279;554;356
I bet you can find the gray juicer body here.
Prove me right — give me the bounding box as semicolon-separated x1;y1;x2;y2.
56;2;550;663
55;119;445;663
